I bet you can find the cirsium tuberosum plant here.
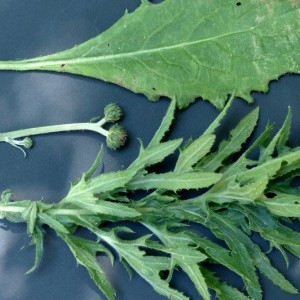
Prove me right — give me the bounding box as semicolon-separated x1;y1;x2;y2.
1;99;300;300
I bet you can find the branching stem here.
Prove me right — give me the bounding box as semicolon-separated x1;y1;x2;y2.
0;119;109;141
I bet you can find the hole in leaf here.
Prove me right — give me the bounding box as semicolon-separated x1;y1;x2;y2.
236;2;242;6
294;201;299;205
159;269;170;280
265;192;276;199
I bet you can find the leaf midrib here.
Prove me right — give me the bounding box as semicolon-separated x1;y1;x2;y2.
31;27;257;65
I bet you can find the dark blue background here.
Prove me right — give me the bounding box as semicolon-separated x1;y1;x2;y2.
0;1;300;299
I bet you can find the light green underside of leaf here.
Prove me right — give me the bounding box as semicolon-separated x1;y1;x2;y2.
0;0;299;108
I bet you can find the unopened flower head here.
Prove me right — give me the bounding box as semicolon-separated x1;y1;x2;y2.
106;125;127;149
22;137;33;149
104;103;123;122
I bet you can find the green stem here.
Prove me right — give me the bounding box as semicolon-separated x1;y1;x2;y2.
0;202;99;223
0;120;108;141
0;204;24;213
0;55;105;72
0;58;64;71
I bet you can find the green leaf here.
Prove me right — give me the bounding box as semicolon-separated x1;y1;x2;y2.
148;100;176;147
181;264;210;300
83;145;104;181
72;200;141;219
275;157;300;178
180;204;298;299
247;123;274;156
275;108;292;155
251;243;298;294
175;134;215;172
203;269;251;300
64;168;138;202
203;212;262;299
145;225;210;300
26;226;44;274
0;1;299;108
100;230;188;300
259;107;292;162
285;244;300;260
203;93;235;135
196;236;257;293
206;174;269;204
239;150;300;182
127;171;222;191
60;234;116;300
129;139;182;170
239;204;300;247
210;208;298;295
199;108;259;172
21;201;38;235
260;192;300;217
39;212;69;234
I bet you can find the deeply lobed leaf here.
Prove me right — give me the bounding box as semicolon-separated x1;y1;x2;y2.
2;101;300;300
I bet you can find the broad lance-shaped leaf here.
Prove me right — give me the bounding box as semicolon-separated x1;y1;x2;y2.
0;1;299;108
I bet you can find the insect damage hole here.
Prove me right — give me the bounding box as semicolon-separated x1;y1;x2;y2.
236;2;242;6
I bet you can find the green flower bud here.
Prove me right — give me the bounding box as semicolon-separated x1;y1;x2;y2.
104;103;123;122
5;137;34;156
1;189;14;203
106;125;127;149
22;137;33;149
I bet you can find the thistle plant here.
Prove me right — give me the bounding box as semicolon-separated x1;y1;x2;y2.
1;99;300;300
0;1;300;299
0;103;127;155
